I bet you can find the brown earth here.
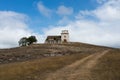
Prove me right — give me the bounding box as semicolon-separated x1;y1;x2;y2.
45;50;110;80
0;43;119;80
0;43;108;64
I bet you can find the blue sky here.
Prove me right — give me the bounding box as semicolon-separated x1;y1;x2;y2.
0;0;120;48
0;0;98;31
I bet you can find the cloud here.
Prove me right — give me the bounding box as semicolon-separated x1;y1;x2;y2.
37;2;52;17
94;0;120;22
58;16;72;25
43;0;120;48
75;10;93;19
56;5;73;15
0;11;41;48
96;0;108;4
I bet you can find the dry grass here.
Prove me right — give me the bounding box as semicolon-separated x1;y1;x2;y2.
0;53;90;80
0;43;118;80
91;49;120;80
0;43;105;64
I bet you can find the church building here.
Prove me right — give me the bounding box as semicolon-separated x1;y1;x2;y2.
45;30;69;44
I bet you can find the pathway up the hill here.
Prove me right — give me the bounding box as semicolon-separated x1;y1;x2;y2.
45;50;110;80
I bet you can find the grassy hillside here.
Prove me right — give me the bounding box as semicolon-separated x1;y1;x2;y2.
0;43;107;64
0;53;90;80
0;43;119;80
91;49;120;80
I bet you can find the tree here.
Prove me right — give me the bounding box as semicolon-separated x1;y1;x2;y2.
18;36;37;46
27;36;37;45
18;37;28;46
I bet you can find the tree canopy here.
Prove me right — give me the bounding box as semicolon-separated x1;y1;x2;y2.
18;36;37;46
27;36;37;45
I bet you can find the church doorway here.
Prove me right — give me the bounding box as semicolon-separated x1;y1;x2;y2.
63;39;67;43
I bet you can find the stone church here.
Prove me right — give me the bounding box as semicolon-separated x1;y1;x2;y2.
45;30;69;44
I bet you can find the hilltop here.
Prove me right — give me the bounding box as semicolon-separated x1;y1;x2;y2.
0;42;109;64
0;42;120;80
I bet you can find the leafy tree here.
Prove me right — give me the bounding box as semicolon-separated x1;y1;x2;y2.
18;37;28;46
18;36;37;46
27;36;37;45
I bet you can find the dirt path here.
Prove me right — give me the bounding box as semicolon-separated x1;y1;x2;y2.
45;50;110;80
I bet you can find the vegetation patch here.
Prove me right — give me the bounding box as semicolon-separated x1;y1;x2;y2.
91;49;120;80
0;53;90;80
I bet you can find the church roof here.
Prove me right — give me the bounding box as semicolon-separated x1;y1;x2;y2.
46;36;61;41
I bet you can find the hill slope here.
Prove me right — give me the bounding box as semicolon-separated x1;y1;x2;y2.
0;42;108;64
0;43;120;80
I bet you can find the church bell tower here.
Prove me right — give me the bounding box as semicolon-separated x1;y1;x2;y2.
61;30;69;43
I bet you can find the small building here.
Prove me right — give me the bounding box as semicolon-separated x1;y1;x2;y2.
45;30;69;44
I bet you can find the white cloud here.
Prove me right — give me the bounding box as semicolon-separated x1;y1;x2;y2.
37;2;52;17
0;11;41;48
56;5;73;15
43;0;120;48
77;0;120;22
93;0;120;22
58;16;72;25
75;10;93;19
96;0;107;4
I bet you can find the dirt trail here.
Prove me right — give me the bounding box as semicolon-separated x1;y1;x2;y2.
45;50;110;80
